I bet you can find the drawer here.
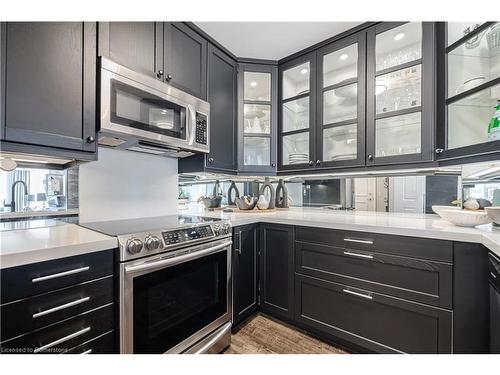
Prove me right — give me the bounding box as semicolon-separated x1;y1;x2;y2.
1;276;114;341
1;249;114;303
65;330;116;354
294;274;452;354
0;304;114;354
295;241;452;308
295;226;453;263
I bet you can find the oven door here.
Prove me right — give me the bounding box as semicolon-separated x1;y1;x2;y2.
120;238;232;354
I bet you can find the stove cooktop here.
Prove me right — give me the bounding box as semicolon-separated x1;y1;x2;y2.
79;214;222;236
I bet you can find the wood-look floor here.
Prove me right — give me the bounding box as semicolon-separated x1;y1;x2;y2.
224;314;347;354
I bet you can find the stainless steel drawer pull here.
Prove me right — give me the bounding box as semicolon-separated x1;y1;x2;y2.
343;251;374;260
491;272;497;279
344;238;373;245
81;349;92;354
343;289;373;300
32;266;90;283
33;327;91;353
32;297;91;319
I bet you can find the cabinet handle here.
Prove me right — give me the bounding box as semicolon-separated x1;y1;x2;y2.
208;157;214;164
271;163;276;167
491;272;497;279
343;251;373;260
343;238;373;245
435;148;444;154
86;136;95;143
367;154;374;161
343;289;373;300
308;160;314;166
156;70;164;78
33;327;91;353
32;296;91;318
234;232;241;255
31;266;90;283
81;349;92;354
166;74;172;82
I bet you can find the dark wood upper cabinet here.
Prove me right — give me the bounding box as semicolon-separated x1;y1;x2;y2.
1;22;97;154
98;22;161;79
163;22;207;100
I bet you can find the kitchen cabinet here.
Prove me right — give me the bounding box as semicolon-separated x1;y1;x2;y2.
278;52;317;172
163;22;207;100
179;44;237;174
436;22;500;163
98;22;161;79
237;63;278;174
0;22;97;159
259;224;294;321
316;32;367;169
366;22;435;166
232;224;259;327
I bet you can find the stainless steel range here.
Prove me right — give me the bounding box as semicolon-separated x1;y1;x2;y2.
80;215;232;354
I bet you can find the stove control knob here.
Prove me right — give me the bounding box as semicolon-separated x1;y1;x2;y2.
222;223;231;234
213;224;221;236
126;238;143;254
145;235;161;251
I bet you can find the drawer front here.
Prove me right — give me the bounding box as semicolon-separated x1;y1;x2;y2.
295;241;452;308
1;249;114;303
1;276;114;341
0;304;114;354
295;226;453;263
294;274;452;354
65;330;116;354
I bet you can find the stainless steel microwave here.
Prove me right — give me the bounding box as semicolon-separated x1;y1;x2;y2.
98;58;210;157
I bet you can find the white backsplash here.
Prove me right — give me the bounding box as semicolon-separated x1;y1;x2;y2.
79;148;178;223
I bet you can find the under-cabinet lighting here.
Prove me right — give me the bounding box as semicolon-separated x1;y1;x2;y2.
340;53;349;60
300;68;308;75
467;166;500;179
394;32;405;41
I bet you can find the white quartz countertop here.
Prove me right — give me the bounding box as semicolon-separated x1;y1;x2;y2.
0;222;117;269
184;205;500;257
0;208;79;220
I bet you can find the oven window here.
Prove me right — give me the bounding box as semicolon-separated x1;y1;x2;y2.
132;250;227;353
110;79;187;139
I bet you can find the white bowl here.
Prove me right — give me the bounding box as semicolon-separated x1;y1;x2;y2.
432;205;460;217
438;208;492;227
485;207;500;225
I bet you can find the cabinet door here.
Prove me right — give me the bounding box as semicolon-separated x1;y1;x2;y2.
206;44;237;171
278;52;317;171
436;22;500;162
98;22;161;79
366;22;435;166
317;32;366;169
232;224;258;326
259;224;294;321
237;63;278;174
1;22;97;152
164;22;207;100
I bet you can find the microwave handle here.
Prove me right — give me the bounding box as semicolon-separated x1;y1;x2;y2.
186;104;196;145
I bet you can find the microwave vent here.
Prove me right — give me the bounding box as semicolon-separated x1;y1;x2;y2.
99;136;127;147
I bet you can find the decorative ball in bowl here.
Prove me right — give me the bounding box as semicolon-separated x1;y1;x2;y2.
234;196;258;210
438;208;492;227
432;205;460;217
485;207;500;225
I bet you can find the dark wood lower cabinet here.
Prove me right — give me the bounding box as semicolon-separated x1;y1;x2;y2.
65;330;115;354
294;274;452;353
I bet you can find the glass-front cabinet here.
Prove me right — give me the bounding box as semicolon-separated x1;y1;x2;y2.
437;22;500;161
237;63;278;174
279;52;316;170
366;22;435;165
316;33;366;168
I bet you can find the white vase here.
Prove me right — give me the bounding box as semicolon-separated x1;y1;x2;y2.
257;194;269;210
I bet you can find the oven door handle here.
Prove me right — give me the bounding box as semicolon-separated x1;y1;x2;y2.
124;240;232;274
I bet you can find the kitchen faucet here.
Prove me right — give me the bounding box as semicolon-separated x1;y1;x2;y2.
4;180;29;212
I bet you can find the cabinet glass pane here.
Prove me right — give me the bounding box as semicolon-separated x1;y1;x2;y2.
323;124;357;162
323;43;358;87
283;62;310;99
448;23;500;98
323;83;357;124
375;112;421;157
244;104;271;134
447;22;486;47
282;132;309;165
282;97;309;132
376;65;421;114
448;83;500;149
244;72;271;101
244;137;270;166
376;23;422;71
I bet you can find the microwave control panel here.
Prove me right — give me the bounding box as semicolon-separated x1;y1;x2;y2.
162;225;214;245
195;113;208;145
